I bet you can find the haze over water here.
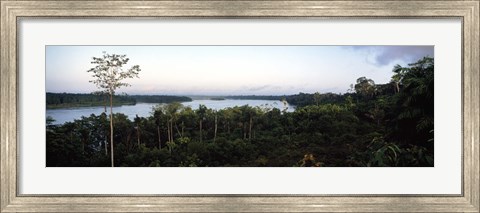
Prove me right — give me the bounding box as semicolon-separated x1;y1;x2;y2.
46;99;294;125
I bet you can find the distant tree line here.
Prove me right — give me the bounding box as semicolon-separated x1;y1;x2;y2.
225;90;385;107
225;95;285;100
46;93;136;109
284;92;346;107
46;57;434;167
131;95;192;103
46;93;192;109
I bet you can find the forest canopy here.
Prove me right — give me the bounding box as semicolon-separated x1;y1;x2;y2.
46;93;192;109
46;57;434;167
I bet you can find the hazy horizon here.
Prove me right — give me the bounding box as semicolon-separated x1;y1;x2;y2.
46;92;302;97
46;45;433;96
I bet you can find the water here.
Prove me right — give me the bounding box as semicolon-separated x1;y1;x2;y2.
46;99;295;125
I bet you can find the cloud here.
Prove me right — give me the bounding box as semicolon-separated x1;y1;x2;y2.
348;46;434;66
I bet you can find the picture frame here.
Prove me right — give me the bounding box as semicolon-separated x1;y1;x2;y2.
1;0;478;212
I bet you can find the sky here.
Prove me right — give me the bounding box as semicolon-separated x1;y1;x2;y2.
46;46;433;96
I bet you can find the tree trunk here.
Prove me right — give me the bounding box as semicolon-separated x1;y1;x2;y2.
249;115;253;140
214;114;217;143
103;95;107;113
175;122;182;137
199;120;203;142
170;120;174;142
243;122;247;140
82;139;85;154
103;95;108;156
104;137;108;156
126;130;131;153
136;125;140;146
167;120;171;143
157;126;161;149
181;121;184;137
109;94;114;167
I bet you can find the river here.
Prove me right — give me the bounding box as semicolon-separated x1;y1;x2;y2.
46;99;295;125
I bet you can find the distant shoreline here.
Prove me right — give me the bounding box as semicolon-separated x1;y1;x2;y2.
46;93;193;109
46;93;292;109
46;92;343;109
46;102;137;109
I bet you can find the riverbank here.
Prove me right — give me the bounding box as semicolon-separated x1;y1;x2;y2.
46;93;192;109
46;99;295;124
46;102;136;109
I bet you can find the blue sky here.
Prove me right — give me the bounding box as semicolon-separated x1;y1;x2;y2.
46;46;433;96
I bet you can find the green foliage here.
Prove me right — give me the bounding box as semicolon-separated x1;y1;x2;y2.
355;137;402;166
46;93;192;108
87;52;141;95
284;92;345;107
355;77;376;98
179;154;203;167
47;57;434;167
351;137;433;167
389;57;434;147
46;92;136;109
87;52;142;167
130;95;192;103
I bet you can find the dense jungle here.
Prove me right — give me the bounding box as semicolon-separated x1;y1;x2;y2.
46;57;434;167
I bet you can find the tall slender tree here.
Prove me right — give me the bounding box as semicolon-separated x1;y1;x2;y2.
313;92;321;106
197;104;207;142
153;107;163;149
213;110;218;143
134;115;141;146
87;52;140;167
91;91;108;155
